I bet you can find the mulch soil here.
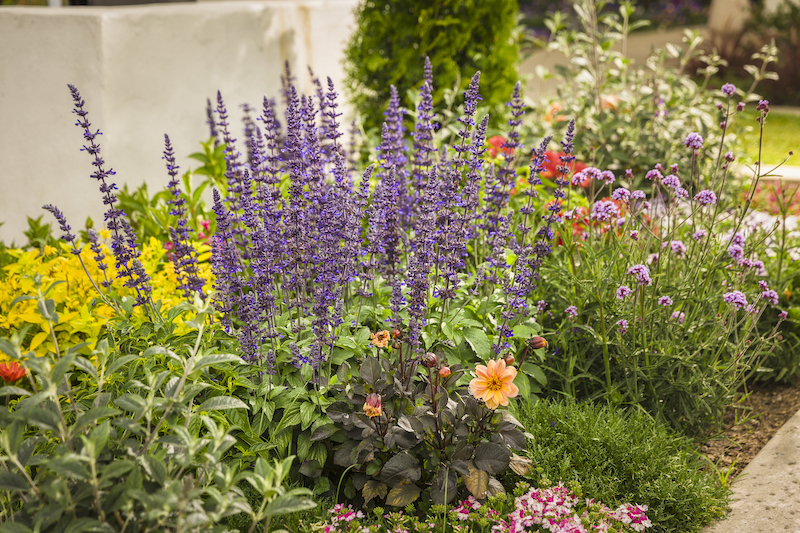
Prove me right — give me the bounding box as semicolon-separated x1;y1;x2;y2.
700;381;800;481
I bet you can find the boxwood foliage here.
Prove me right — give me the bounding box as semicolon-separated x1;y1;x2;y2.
516;399;729;533
343;0;520;132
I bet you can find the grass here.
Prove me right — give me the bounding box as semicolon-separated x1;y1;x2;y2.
733;108;800;165
514;399;730;533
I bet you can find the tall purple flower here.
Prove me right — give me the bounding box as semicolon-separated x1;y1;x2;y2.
67;84;151;308
163;134;205;299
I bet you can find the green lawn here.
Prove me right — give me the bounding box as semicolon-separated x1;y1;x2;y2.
734;108;800;165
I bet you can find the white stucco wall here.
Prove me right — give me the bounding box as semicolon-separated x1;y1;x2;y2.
0;0;357;244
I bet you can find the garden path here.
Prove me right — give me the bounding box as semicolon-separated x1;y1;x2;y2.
702;405;800;532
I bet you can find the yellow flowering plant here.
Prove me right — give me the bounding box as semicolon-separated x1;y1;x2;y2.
0;235;213;358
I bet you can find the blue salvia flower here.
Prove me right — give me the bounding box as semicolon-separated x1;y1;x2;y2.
87;229;111;288
206;97;219;147
406;166;439;349
381;85;410;225
211;188;244;332
241;103;258;168
216;92;245;216
411;57;437;194
42;204;79;254
324;77;344;149
163;134;205;300
455;72;482;151
260;96;284;189
67;84;152;309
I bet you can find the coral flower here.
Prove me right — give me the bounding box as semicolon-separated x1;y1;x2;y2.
370;330;390;348
0;362;25;383
469;359;519;410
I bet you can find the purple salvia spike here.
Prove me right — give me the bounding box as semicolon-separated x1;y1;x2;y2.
206;97;219;147
164;134;204;300
67;84;152;309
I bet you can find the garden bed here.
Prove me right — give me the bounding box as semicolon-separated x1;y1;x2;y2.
701;381;800;481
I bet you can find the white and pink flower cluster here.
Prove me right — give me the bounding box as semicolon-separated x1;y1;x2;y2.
324;504;367;533
486;485;652;533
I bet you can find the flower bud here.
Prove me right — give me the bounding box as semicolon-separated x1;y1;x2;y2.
439;366;451;378
503;354;515;367
392;329;402;339
423;352;438;368
363;393;382;418
392;342;401;350
528;336;548;350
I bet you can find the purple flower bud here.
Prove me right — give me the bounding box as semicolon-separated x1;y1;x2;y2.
737;101;745;112
724;152;735;162
565;305;578;317
684;132;703;151
658;295;673;307
616;319;628;334
616;285;632;300
721;83;736;96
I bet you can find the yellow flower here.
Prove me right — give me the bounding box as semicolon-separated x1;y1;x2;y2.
469;358;519;410
99;228;111;239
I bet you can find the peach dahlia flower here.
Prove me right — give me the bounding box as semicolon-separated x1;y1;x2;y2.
469;358;519;409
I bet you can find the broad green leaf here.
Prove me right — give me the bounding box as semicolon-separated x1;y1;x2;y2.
521;363;547;386
463;328;491;359
263;491;317;516
73;407;121;434
0;472;28;491
197;396;248;412
108;354;140;376
310;424;337;441
385;482;421;507
193;353;243;372
300;402;316;430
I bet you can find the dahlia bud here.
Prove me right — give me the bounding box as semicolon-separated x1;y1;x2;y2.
503;354;515;367
528;336;548;350
392;342;401;350
392;329;402;339
439;366;451;378
423;352;438;368
363;393;382;418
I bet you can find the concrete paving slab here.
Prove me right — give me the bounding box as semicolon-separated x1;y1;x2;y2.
702;408;800;533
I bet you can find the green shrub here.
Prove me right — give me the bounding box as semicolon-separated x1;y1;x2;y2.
343;0;520;132
0;290;316;531
517;399;728;533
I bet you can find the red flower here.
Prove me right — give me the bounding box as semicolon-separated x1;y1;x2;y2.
0;362;25;383
538;151;587;181
487;136;514;159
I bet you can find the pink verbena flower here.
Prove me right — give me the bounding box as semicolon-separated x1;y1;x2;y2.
723;290;748;309
627;264;652;286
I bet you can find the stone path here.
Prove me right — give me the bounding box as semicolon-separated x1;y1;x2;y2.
702;407;800;533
